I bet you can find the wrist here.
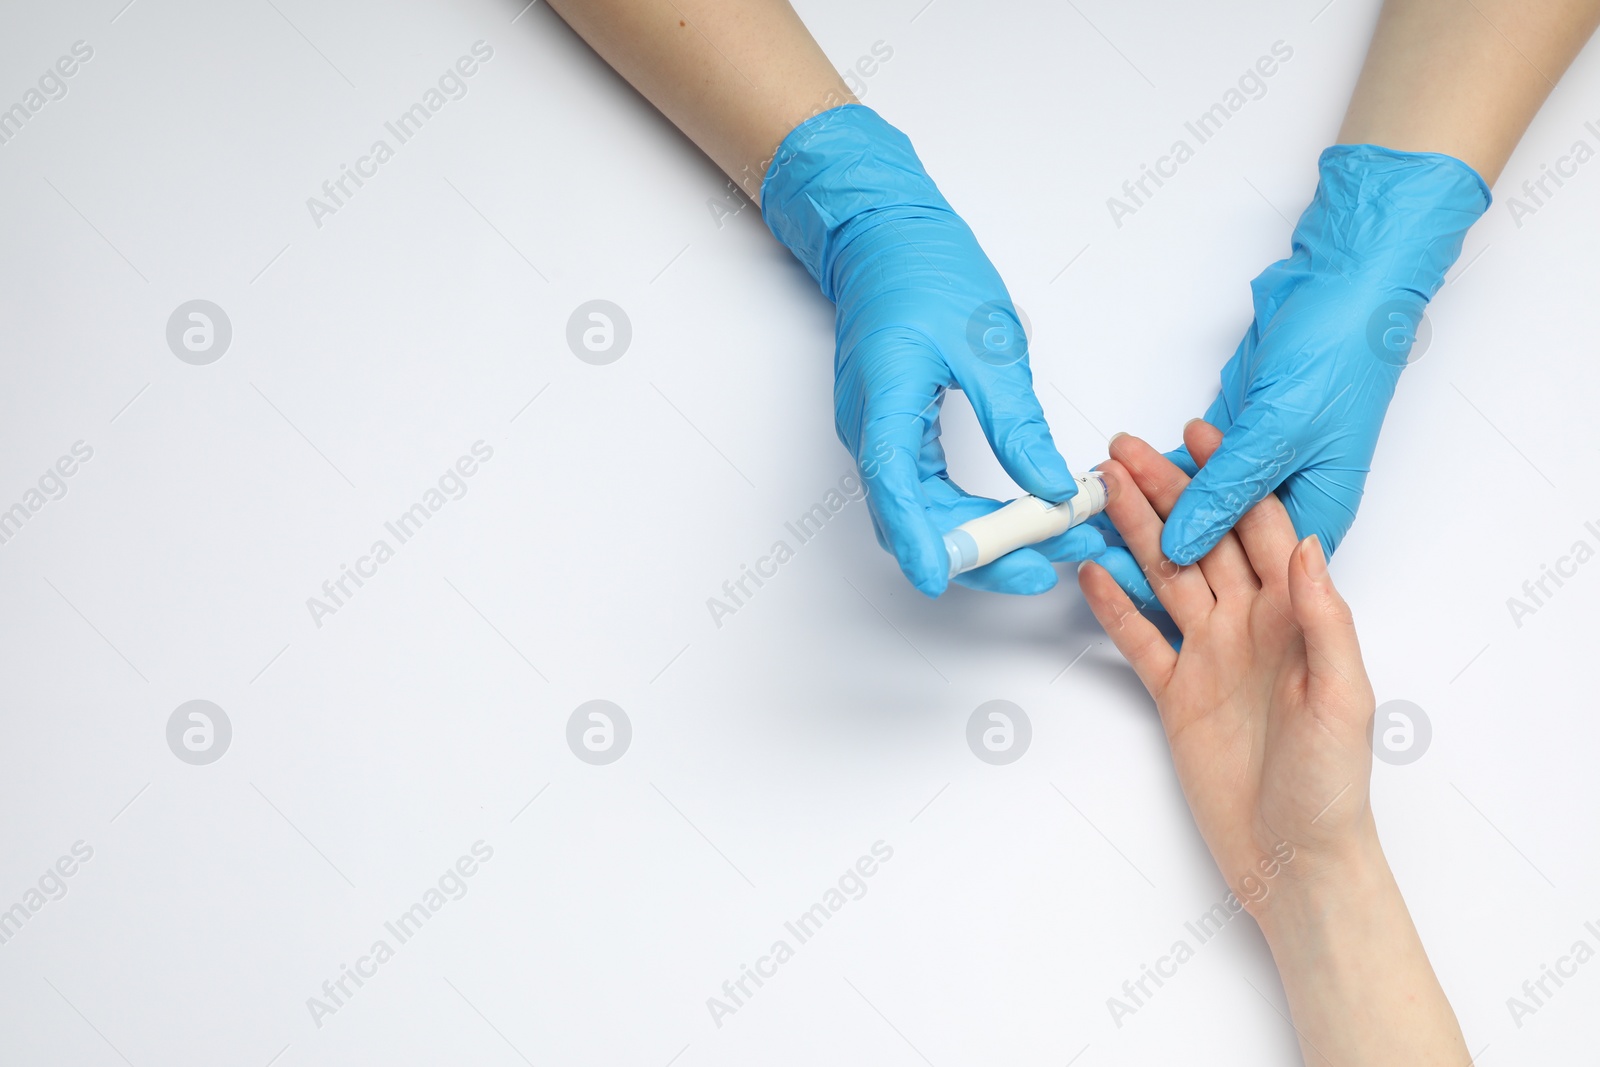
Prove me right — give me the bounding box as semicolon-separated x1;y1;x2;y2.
759;105;951;298
1296;144;1489;295
1246;822;1469;1063
1251;820;1392;946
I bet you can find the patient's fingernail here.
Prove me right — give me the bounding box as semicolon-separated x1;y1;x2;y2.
1108;432;1129;450
1301;535;1327;580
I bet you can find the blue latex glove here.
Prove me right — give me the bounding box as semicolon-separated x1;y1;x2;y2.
1152;145;1490;567
761;104;1103;597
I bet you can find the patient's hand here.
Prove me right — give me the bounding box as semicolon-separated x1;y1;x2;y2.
1079;422;1471;1065
1078;422;1377;900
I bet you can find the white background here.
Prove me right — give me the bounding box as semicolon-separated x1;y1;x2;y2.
1;0;1597;1063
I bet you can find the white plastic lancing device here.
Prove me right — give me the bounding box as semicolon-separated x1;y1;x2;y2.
942;471;1109;578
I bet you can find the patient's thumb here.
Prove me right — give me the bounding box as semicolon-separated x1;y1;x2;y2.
1287;534;1365;689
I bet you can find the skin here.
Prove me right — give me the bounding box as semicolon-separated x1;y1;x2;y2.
544;0;852;202
1080;422;1468;1065
1340;0;1600;184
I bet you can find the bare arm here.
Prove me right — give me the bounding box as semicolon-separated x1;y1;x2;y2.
1256;838;1467;1066
545;0;853;200
1340;0;1600;183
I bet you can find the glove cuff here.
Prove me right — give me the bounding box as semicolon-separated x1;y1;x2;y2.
759;104;953;301
1298;144;1492;299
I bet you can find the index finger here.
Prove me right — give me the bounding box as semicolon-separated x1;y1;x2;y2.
1098;458;1215;632
1182;419;1300;594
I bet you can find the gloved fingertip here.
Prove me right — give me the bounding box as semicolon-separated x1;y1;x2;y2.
1023;451;1077;503
1010;561;1060;596
1037;523;1105;564
883;525;945;597
877;498;949;597
1159;493;1228;565
1023;570;1059;596
1161;532;1195;566
990;423;1077;503
951;545;1063;595
903;549;948;597
1303;519;1341;560
1161;521;1214;567
1047;476;1079;504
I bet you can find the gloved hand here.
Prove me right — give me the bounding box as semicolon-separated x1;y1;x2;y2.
1153;145;1490;568
761;104;1103;597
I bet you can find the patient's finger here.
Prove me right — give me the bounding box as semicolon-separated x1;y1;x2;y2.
1078;560;1177;696
1108;433;1188;519
1092;545;1161;614
1112;431;1256;603
1183;419;1299;594
1099;459;1214;631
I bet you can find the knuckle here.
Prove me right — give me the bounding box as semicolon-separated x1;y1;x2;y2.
1316;594;1354;627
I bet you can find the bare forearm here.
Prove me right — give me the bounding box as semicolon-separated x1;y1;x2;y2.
1256;830;1467;1066
546;0;853;200
1340;0;1600;183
